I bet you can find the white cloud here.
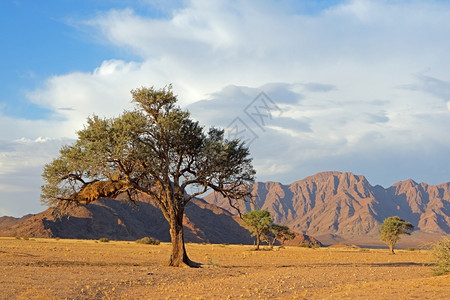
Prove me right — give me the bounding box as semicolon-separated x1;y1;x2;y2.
26;60;145;137
188;82;449;186
1;0;450;216
0;137;73;216
1;137;70;172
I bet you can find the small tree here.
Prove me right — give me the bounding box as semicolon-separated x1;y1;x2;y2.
41;85;255;267
242;210;272;250
379;216;414;254
431;237;450;276
272;224;296;246
263;224;295;248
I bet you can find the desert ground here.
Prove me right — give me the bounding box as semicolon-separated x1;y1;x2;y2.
0;237;448;299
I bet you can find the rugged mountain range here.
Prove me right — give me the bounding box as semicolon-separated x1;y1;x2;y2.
204;171;449;246
0;194;320;246
1;171;447;247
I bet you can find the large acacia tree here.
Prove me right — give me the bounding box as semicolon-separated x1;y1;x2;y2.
41;85;255;267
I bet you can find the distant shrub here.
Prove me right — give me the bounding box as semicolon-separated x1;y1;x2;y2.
23;236;30;241
205;259;220;267
15;236;21;240
298;243;319;248
136;237;160;245
99;238;110;243
406;247;417;251
431;237;450;276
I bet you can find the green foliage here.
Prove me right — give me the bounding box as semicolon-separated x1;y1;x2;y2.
136;237;160;245
379;216;414;254
431;237;450;276
41;85;255;214
40;85;255;267
243;210;273;236
243;210;296;250
243;210;272;250
269;224;295;244
99;238;110;243
262;224;296;248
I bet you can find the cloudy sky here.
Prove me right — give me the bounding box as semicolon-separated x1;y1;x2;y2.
1;0;449;217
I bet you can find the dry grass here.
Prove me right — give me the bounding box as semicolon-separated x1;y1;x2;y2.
0;237;448;299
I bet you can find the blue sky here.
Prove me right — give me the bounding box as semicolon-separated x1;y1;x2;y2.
0;0;156;119
0;0;347;119
1;0;449;217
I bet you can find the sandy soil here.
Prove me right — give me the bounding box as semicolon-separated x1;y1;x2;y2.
0;237;448;299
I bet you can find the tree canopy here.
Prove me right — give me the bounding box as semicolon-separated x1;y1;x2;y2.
242;210;295;250
263;224;295;248
379;216;414;254
41;85;255;267
242;210;273;250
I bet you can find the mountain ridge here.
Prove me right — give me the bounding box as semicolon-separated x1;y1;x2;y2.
204;171;449;245
1;171;447;247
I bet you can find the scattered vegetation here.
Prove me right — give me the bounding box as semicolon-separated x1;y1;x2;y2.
263;224;295;248
431;237;450;276
406;247;418;251
243;210;296;250
1;238;449;299
99;238;110;243
297;243;319;248
379;216;414;254
135;237;160;245
204;258;220;267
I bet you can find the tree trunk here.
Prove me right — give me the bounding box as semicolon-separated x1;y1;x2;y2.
270;236;278;249
167;210;199;267
255;234;261;250
389;243;395;254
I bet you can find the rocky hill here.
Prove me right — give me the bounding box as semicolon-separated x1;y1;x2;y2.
0;196;245;244
204;171;449;246
0;194;318;246
0;214;33;231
